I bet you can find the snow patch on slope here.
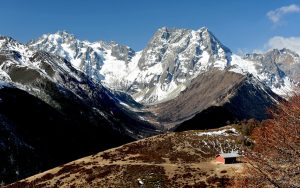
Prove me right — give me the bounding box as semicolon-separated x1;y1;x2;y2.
271;77;295;96
195;128;239;137
230;54;258;75
100;51;142;90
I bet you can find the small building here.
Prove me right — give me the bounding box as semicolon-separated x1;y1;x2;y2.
215;151;240;164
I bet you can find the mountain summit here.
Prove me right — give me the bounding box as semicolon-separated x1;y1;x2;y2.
28;27;298;104
0;26;299;184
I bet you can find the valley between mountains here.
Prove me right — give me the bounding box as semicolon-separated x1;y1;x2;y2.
0;27;299;186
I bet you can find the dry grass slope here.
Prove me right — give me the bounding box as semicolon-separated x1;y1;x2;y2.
6;126;245;188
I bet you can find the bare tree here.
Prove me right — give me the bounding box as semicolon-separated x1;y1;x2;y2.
235;96;300;188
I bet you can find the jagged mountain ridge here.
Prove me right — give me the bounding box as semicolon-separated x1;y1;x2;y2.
0;36;159;184
1;27;297;146
27;31;135;82
0;27;298;185
144;69;280;131
27;28;233;104
28;28;298;104
1;35;155;137
243;48;299;95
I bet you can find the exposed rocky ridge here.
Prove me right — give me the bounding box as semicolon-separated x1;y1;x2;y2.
1;37;156;138
27;31;135;83
243;48;299;93
145;69;279;131
0;38;157;184
130;27;232;104
27;28;299;104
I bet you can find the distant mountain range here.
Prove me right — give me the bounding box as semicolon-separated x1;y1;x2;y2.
0;27;299;184
27;27;299;104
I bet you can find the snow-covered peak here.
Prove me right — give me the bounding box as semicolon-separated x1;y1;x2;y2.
35;30;75;42
138;27;231;70
0;36;33;64
28;31;136;82
230;48;300;97
55;30;74;37
131;27;232;104
28;31;82;62
28;31;135;62
24;28;300;104
245;48;300;78
245;48;300;65
0;36;19;47
0;36;28;53
197;26;209;32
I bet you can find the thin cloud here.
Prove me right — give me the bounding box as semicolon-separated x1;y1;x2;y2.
265;36;300;55
267;4;300;23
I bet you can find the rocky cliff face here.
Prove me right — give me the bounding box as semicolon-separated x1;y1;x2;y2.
129;27;232;104
243;48;299;95
34;28;230;105
28;31;135;82
28;28;298;105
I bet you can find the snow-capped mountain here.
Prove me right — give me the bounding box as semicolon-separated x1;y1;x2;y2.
0;36;155;184
28;28;298;105
28;31;136;83
2;27;297;130
28;28;233;104
1;27;297;184
242;49;300;95
127;27;232;104
0;34;156;137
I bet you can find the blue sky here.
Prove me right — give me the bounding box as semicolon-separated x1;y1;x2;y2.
1;0;300;53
